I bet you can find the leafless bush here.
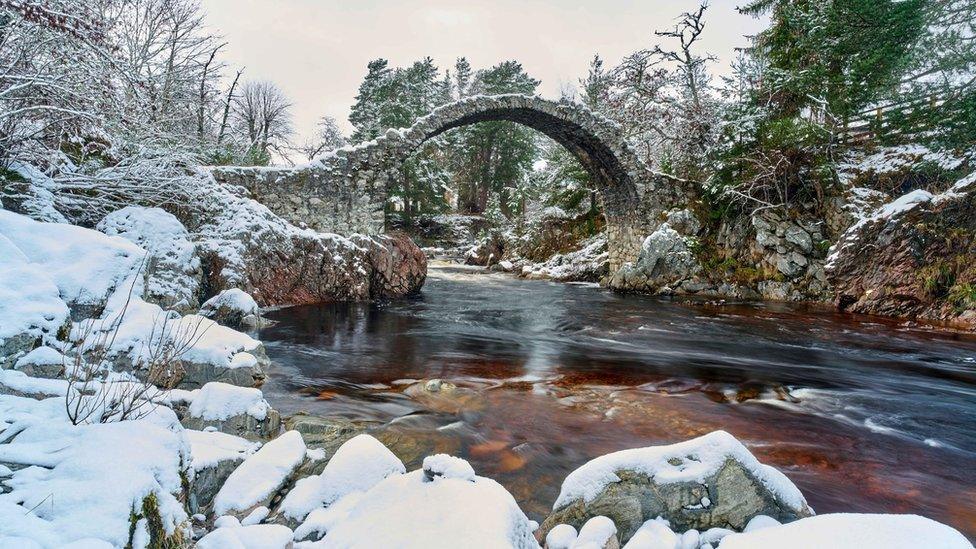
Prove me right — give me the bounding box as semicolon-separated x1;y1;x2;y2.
64;269;211;425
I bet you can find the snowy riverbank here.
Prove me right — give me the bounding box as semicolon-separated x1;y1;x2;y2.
0;206;973;547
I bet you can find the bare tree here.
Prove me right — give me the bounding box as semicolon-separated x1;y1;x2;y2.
231;79;293;164
293;115;347;162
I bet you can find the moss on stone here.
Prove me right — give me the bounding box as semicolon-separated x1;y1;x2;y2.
126;492;188;549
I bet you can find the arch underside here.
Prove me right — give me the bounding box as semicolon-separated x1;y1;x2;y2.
415;107;641;221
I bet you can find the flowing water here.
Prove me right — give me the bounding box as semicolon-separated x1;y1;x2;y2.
258;262;976;538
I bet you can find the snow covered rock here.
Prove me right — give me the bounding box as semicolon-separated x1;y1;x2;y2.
522;235;609;283
546;524;579;549
280;434;404;527
540;431;812;545
0;161;68;223
11;346;68;378
182;382;280;440
718;513;972;549
294;455;539;548
0;396;190;547
196;521;294;549
213;430;307;518
76;296;269;389
621;519;679;549
574;516;619;549
185;429;260;514
191;178;426;306
0;370;71;399
200;289;261;329
0;234;69;367
97;206;202;313
609;224;702;293
0;209;145;320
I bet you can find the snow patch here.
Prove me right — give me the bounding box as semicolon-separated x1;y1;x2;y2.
187;382;270;422
718;513;972;549
281;434;404;522
213;430;307;516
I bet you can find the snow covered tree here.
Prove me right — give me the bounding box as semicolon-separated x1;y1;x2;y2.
294;115;347;162
579;55;612;112
230;80;294;165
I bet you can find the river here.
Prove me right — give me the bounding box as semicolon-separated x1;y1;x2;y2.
258;262;976;538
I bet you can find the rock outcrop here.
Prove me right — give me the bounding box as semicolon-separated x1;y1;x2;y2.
828;176;976;329
199;288;262;329
97;206;203;313
192;183;427;307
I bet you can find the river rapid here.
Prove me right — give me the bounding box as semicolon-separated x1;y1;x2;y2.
257;262;976;538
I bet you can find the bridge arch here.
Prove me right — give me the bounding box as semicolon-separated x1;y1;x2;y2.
378;95;648;268
211;95;674;272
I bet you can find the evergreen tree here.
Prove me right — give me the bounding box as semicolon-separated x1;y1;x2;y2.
579;54;612;112
741;0;928;118
349;59;391;143
450;61;540;216
454;57;473;100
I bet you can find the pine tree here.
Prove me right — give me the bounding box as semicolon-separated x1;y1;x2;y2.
741;0;928;118
349;59;391;143
579;54;612;112
454;57;473;100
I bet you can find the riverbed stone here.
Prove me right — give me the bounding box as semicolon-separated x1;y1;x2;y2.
540;458;813;544
609;223;701;292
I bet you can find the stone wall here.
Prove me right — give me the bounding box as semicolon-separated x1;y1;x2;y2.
211;165;384;235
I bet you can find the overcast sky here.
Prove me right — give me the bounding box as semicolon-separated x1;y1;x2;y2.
199;0;767;142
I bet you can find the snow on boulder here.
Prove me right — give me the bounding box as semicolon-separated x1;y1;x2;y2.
213;430;307;517
0;407;190;547
541;431;812;545
422;453;476;482
185;429;260;514
280;433;404;524
76;296;267;389
574;516;618;549
0;370;72;399
200;288;261;328
298;455;539;548
12;346;68;378
718;513;972;549
97;206;202;312
621;519;679;549
183;382;280;440
0;209;145;318
2;161;68;223
196;522;294;549
545;524;579;549
0;235;69;367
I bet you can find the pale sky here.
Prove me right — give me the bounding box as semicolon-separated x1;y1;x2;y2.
200;0;767;142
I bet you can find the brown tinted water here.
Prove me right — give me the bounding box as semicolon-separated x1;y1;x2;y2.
258;263;976;538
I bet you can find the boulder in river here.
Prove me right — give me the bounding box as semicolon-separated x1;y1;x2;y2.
609;223;702;293
539;430;813;544
200;288;262;329
181;382;281;440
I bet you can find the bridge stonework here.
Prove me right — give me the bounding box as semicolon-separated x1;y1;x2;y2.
211;95;689;272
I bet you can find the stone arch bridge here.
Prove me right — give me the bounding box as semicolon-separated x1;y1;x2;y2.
212;95;691;271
